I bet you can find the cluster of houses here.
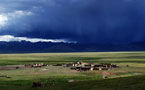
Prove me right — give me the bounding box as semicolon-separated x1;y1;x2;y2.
24;62;119;71
25;63;48;68
54;61;119;71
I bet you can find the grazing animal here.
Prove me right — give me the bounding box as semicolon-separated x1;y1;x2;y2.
16;67;19;69
32;82;42;87
32;81;54;88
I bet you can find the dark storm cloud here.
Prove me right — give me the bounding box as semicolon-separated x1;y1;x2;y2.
0;0;145;44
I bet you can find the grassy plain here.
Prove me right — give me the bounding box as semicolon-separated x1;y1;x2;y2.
0;52;145;90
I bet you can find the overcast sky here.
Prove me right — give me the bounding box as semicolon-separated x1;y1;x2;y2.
0;0;145;44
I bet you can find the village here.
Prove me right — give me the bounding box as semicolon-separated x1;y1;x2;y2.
0;60;129;88
54;61;119;71
0;61;119;72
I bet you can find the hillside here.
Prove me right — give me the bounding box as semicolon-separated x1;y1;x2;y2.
0;41;145;53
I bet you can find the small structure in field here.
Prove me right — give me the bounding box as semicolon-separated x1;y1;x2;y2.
25;63;48;68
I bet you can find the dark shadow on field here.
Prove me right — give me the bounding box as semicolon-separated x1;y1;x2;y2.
12;57;102;63
14;60;145;64
17;60;100;63
65;57;101;60
1;55;145;65
63;56;145;60
1;60;145;65
95;61;145;63
124;56;145;59
1;75;145;90
93;56;145;59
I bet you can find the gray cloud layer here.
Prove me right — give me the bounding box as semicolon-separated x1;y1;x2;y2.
0;0;145;44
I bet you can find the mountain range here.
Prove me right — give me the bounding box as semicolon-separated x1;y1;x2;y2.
0;41;145;53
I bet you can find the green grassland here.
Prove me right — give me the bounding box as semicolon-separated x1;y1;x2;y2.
0;52;145;90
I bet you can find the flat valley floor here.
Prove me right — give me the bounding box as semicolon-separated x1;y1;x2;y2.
0;52;145;90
